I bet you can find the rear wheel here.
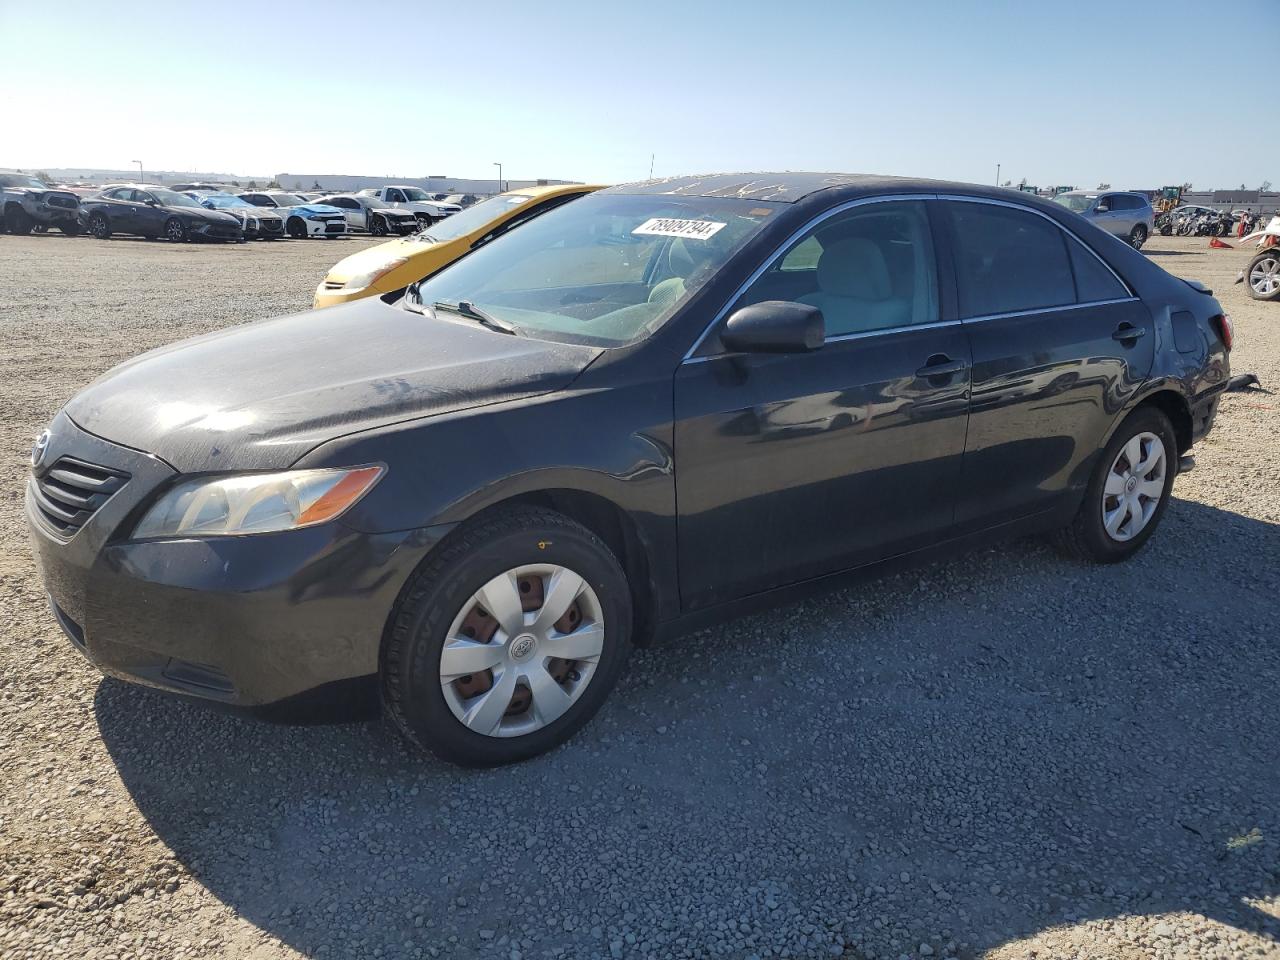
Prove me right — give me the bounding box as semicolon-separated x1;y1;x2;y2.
1246;250;1280;300
5;207;34;235
286;217;307;239
1129;224;1148;249
1052;407;1176;563
382;506;632;767
164;217;187;242
89;213;111;239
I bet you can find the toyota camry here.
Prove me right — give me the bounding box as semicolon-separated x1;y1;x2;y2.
27;173;1230;766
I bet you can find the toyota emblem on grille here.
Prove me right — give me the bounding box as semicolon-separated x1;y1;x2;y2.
31;429;50;469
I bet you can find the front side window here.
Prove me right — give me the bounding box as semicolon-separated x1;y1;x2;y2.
400;187;430;201
735;200;938;337
945;201;1075;317
387;189;406;202
408;193;776;346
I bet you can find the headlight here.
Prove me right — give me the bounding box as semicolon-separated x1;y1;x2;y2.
132;465;383;539
340;258;409;292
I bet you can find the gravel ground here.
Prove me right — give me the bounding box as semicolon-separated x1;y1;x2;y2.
0;232;1277;960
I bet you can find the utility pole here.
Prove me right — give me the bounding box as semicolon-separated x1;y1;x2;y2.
995;162;1000;187
493;162;503;194
649;154;654;180
133;159;144;184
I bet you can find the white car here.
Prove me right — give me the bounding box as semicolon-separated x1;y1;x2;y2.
313;195;420;236
355;185;461;224
238;191;348;239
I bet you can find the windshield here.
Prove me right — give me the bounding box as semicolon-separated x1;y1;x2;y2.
151;189;201;208
399;187;431;202
201;195;253;209
418;194;533;243
0;174;49;189
408;193;777;347
1052;194;1094;213
269;193;307;206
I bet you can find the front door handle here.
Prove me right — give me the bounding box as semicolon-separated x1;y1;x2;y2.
916;355;968;379
1112;323;1147;342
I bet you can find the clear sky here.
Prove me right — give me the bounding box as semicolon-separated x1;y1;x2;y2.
2;0;1274;190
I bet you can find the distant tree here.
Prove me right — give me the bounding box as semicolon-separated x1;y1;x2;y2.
1241;183;1248;190
1262;181;1273;192
35;171;52;182
231;180;241;187
312;180;322;190
247;180;259;189
293;181;303;190
266;178;281;189
1096;182;1111;190
1001;180;1012;187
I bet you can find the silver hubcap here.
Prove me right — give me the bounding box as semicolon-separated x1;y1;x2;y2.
440;564;604;738
1102;432;1166;542
1250;257;1280;295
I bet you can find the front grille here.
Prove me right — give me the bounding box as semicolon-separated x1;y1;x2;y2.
322;280;344;290
47;196;78;210
260;219;283;233
31;457;129;536
324;222;345;234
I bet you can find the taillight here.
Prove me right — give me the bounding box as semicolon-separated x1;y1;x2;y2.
1211;313;1233;351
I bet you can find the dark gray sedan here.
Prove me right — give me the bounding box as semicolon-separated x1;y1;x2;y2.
81;185;243;242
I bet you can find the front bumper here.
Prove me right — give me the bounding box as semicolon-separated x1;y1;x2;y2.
304;217;347;237
191;221;243;242
26;412;445;707
313;281;377;309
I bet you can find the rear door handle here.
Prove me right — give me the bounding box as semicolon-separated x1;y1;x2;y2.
916;355;968;378
1112;323;1147;342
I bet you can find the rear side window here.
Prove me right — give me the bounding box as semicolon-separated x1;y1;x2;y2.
944;201;1075;317
1067;237;1129;301
1111;195;1140;211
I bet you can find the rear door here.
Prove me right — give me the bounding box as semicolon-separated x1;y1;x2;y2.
939;198;1155;530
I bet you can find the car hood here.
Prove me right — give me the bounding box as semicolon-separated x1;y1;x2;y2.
288;203;344;216
64;298;602;473
323;235;441;282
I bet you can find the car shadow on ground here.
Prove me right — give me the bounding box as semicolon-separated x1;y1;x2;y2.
96;498;1280;959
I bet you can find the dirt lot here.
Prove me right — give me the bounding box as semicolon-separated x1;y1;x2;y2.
1;232;1277;960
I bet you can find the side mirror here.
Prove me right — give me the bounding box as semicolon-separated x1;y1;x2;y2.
1094;203;1109;214
145;199;159;206
721;301;824;354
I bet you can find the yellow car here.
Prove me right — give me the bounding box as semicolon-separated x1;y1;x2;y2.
313;183;605;308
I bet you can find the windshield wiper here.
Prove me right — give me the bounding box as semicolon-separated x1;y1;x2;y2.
433;299;522;336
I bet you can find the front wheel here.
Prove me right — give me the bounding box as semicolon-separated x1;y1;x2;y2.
1052;407;1176;563
164;217;187;242
370;214;388;237
382;506;632;767
1246;249;1280;301
5;207;34;235
286;217;307;239
1129;224;1148;249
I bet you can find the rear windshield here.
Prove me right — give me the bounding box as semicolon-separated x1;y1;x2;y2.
408;193;777;347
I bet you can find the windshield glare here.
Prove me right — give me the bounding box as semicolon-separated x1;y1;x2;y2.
151;189;200;208
408;193;776;347
1053;194;1094;213
202;195;253;209
418;194;532;243
270;194;307;206
1;175;48;189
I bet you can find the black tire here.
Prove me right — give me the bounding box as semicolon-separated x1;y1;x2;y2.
370;214;388;237
32;223;48;233
89;213;111;240
59;220;84;236
1052;406;1177;563
1129;224;1147;249
164;217;187;242
5;206;34;235
1245;249;1280;301
382;505;633;767
286;216;307;239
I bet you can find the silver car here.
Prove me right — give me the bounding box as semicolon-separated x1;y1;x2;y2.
1053;190;1155;249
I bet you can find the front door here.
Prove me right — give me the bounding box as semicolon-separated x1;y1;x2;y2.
673;199;971;610
937;198;1156;530
132;190;166;236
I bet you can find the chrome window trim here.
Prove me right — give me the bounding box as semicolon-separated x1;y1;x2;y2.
959;296;1140;326
935;193;1136;300
680;193;939;361
681;317;966;365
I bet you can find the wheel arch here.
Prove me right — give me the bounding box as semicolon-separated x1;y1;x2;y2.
1113;387;1193;456
464;488;660;647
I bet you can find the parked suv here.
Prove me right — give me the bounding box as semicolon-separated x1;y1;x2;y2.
1053;190;1155;249
0;174;83;235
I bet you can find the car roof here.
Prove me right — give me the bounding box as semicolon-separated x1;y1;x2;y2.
506;183;607;200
